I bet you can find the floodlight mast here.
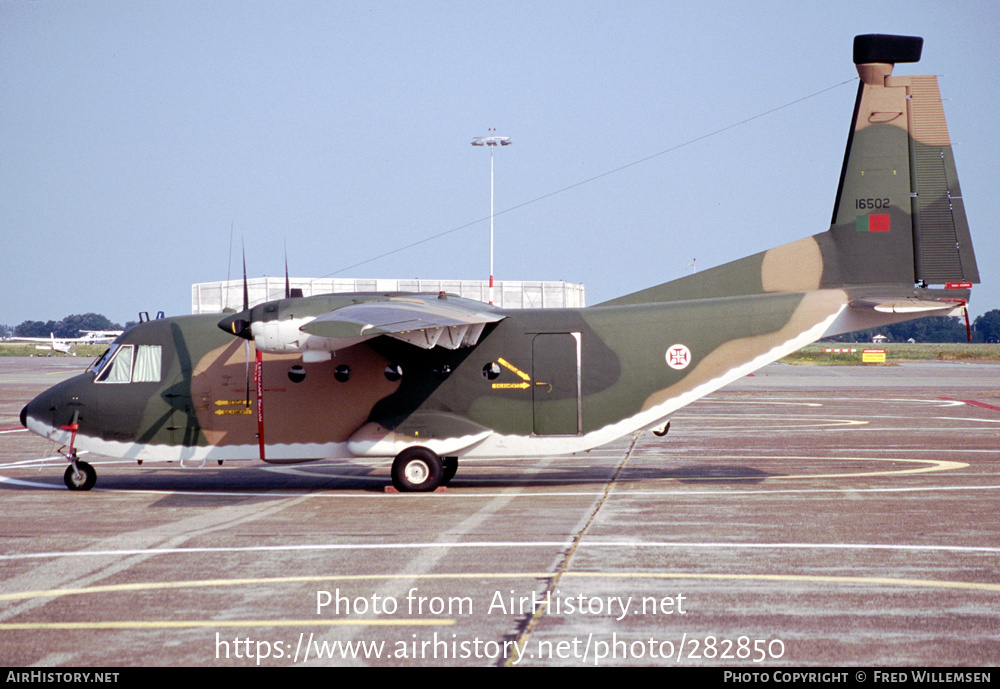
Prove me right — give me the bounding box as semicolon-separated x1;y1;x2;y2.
471;130;512;304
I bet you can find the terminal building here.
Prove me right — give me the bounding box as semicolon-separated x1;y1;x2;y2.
191;277;585;314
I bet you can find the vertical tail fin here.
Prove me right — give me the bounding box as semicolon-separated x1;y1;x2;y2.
598;34;978;310
826;34;979;287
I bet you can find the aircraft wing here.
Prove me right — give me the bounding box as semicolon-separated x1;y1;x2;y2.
6;337;54;343
298;295;505;350
6;334;72;353
79;330;123;343
6;331;120;345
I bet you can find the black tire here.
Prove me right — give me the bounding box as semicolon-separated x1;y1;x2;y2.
391;447;443;492
64;461;96;491
442;456;458;485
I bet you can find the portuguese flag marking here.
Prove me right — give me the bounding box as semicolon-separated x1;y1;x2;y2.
856;214;890;232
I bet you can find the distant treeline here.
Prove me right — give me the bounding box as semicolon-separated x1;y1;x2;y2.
826;310;1000;344
6;313;129;339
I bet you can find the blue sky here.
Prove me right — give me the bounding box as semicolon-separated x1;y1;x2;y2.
2;1;997;327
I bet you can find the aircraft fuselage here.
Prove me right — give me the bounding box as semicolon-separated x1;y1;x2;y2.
21;287;848;466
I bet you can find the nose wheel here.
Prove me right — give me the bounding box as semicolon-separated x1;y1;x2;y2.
56;413;96;491
64;459;96;491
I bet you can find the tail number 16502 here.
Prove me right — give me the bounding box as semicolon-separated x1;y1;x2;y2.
856;197;891;210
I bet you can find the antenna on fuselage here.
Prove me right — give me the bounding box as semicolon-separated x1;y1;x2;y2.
283;239;303;300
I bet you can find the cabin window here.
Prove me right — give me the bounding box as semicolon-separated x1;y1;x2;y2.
288;365;306;383
94;344;161;384
334;365;350;383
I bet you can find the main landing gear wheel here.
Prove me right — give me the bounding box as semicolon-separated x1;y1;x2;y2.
391;447;444;492
64;460;96;491
442;456;458;485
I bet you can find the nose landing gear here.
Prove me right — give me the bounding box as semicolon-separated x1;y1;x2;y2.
58;411;97;491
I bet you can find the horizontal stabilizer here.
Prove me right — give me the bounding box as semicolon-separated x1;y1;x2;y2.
849;297;966;315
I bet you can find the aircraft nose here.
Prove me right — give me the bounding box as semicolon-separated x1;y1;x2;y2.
20;377;85;439
21;391;53;434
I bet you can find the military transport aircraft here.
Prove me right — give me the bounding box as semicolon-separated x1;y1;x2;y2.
21;35;979;492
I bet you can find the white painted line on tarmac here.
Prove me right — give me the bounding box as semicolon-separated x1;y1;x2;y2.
934;416;1000;423
4;538;999;564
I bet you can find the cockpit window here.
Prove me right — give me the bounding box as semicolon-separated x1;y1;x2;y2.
90;345;118;376
96;345;133;383
133;345;162;382
94;344;161;384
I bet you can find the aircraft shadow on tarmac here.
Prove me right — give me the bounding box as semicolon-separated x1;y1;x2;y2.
625;465;775;484
3;459;778;503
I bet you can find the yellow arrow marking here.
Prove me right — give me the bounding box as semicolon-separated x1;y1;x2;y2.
213;399;252;414
497;357;531;381
492;357;534;390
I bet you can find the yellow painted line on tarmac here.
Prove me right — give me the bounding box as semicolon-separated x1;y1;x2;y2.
4;570;998;631
489;454;967;480
618;454;968;480
560;571;1000;593
0;572;547;602
711;455;968;480
3;568;998;607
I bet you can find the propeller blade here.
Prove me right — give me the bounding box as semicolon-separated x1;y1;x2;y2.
285;239;291;300
216;240;254;339
242;240;249;312
244;341;251;407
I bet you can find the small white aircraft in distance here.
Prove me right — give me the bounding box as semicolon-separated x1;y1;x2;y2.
77;330;125;342
5;330;124;355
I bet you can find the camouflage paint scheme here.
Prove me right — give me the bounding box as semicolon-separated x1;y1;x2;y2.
21;35;979;491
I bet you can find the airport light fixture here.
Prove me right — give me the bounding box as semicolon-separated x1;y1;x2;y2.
471;130;512;304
